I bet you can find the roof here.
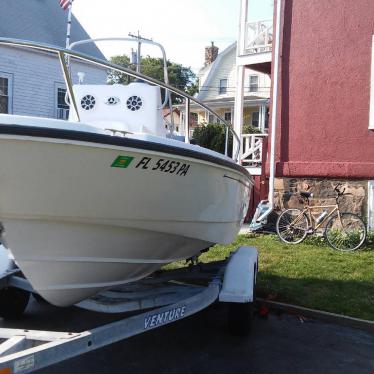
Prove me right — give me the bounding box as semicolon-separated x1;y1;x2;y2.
0;0;105;59
162;108;180;117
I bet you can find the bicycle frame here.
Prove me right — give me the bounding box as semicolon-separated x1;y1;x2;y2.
290;204;340;232
304;204;340;231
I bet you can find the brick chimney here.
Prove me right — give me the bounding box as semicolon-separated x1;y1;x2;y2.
204;41;219;66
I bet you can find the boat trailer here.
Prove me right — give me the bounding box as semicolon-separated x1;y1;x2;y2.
0;246;257;373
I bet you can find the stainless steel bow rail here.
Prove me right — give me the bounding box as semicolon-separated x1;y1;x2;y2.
0;246;257;373
0;37;240;161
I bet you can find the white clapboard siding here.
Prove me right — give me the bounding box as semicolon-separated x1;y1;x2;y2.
0;46;107;118
197;43;270;102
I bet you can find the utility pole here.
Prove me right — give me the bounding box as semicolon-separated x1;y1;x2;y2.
128;32;153;74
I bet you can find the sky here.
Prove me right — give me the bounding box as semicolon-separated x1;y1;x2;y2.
72;0;273;73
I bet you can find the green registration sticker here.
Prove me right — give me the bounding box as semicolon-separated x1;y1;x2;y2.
111;155;134;168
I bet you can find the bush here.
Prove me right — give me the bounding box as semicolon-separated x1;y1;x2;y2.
192;124;233;156
242;124;262;134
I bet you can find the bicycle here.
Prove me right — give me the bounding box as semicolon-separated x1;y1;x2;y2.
276;184;367;251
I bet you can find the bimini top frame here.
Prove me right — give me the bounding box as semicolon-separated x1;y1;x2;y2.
0;37;240;162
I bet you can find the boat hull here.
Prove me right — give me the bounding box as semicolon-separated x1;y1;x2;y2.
0;129;252;306
2;220;211;306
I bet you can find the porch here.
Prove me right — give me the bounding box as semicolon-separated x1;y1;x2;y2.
177;105;268;175
174;98;268;175
234;15;273;172
237;17;273;69
240;133;267;175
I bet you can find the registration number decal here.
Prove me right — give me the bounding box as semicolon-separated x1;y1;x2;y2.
111;155;134;168
135;157;191;176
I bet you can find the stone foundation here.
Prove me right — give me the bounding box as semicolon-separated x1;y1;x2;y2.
274;178;367;218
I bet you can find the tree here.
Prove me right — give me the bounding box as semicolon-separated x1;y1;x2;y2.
108;55;197;103
108;55;132;84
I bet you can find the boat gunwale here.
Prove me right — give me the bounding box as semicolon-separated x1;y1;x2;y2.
0;124;253;183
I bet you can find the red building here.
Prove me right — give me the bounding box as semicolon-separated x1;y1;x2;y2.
235;0;374;228
274;0;374;179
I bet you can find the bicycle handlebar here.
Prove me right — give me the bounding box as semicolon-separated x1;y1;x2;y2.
334;184;345;197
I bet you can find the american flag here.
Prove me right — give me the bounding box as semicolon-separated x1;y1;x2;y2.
59;0;71;10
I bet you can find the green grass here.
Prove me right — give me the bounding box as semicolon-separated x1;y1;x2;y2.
168;234;374;320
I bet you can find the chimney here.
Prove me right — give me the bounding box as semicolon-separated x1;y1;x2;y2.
204;41;219;66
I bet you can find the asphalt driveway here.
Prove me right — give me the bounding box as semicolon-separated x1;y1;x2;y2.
1;299;373;373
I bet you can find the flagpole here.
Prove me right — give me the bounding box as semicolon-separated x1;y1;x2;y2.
65;0;73;65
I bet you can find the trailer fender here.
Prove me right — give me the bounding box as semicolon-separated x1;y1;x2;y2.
219;246;258;303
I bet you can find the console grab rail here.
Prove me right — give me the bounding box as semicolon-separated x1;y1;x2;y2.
69;37;171;109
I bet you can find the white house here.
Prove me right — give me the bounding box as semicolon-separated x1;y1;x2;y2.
195;42;270;134
0;0;107;120
177;41;271;174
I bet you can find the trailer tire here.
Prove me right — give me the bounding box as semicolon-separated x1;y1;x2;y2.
227;265;256;337
0;287;30;319
228;301;253;336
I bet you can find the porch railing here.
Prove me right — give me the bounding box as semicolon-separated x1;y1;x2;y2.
245;19;273;55
240;133;268;167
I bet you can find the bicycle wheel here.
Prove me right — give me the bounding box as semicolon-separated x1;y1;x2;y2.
324;213;366;251
276;208;309;244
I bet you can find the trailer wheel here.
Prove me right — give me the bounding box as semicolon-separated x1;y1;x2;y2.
228;301;254;336
0;287;30;319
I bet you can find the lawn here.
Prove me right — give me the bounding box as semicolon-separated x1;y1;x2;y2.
170;234;374;320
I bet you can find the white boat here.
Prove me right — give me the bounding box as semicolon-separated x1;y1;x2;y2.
0;37;252;307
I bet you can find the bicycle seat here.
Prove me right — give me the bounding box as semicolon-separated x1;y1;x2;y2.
300;191;313;199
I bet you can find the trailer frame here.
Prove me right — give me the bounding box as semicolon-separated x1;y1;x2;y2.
0;246;258;373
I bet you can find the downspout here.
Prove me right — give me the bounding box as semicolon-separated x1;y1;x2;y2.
256;0;282;223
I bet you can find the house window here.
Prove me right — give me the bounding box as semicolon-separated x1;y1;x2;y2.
0;77;9;114
219;79;227;94
0;74;12;114
208;113;215;123
190;112;198;125
249;75;259;93
224;112;232;123
370;35;374;129
252;111;259;127
265;107;269;129
56;85;69;120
